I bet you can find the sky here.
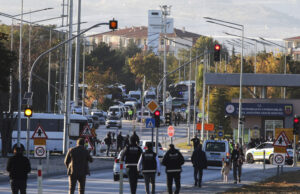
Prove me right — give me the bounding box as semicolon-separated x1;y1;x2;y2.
1;0;300;50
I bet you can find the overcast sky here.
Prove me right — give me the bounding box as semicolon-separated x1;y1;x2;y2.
1;0;300;46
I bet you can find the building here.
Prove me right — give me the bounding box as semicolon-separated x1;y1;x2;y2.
284;36;300;61
86;26;201;57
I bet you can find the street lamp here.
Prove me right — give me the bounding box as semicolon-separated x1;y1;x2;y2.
259;37;287;99
204;17;244;145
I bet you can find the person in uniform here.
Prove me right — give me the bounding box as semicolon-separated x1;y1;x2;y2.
121;136;143;194
138;142;161;194
162;144;185;194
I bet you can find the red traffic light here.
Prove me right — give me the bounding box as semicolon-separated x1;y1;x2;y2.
294;117;299;123
154;110;160;116
214;44;221;51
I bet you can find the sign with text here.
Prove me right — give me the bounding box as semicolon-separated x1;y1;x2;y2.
225;103;293;116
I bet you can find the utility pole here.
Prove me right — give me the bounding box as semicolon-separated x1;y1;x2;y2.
161;5;171;117
74;0;81;106
63;0;73;154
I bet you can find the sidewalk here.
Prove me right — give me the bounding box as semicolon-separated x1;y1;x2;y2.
158;166;300;194
0;155;114;183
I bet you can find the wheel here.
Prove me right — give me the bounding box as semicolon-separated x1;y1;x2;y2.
246;153;254;164
269;155;274;164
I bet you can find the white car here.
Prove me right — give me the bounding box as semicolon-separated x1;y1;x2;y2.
245;142;293;165
139;140;165;158
106;116;122;129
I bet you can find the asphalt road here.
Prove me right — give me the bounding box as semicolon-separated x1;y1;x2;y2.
0;161;280;193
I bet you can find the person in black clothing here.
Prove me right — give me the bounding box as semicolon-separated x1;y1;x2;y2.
117;132;123;153
162;144;185;194
131;131;140;145
7;146;31;194
121;136;143;194
104;132;112;156
231;144;245;184
191;144;207;187
137;142;161;194
124;134;130;147
191;135;200;150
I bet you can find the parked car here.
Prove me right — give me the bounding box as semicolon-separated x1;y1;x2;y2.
106;116;122;129
139;140;165;158
246;142;293;165
202;140;231;166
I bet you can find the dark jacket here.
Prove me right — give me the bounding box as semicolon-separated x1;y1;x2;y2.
191;147;207;169
121;143;142;167
64;145;93;177
6;153;31;180
162;148;185;173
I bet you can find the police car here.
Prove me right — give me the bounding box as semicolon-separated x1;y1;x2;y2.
245;142;293;165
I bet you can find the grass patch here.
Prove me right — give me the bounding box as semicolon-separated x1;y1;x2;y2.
176;142;192;150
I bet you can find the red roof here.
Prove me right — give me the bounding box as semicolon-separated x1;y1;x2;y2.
284;36;300;41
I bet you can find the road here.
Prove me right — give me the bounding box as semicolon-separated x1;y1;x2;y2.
0;162;277;194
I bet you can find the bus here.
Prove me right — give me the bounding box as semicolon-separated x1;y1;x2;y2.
3;113;88;153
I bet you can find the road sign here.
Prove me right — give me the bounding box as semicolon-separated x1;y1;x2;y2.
80;124;93;137
34;139;46;145
168;126;175;137
34;145;46;158
273;131;290;147
85;137;94;150
146;118;155;128
273;153;285;166
146;100;159;113
32;125;48;139
218;131;223;137
196;123;215;131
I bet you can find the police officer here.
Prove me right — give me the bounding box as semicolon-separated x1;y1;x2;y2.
162;144;185;194
138;142;161;194
121;136;143;194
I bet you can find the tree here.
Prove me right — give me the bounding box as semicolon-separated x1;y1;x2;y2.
0;41;17;156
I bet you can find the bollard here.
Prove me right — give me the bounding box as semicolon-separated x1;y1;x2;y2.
263;150;265;171
37;159;43;194
119;162;123;194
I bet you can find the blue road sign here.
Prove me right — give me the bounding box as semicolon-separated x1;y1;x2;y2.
218;131;223;137
146;118;155;128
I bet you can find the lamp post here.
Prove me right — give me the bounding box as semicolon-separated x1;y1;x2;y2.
259;37;287;99
204;17;244;145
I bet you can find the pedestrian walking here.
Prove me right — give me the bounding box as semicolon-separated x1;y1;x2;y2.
221;161;231;183
162;144;185;194
64;138;93;194
6;146;31;194
117;132;123;153
104;132;112;156
137;142;161;194
121;136;143;194
191;134;200;150
231;143;245;184
191;144;207;187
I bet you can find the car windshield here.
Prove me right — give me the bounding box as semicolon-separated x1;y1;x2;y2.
205;142;226;152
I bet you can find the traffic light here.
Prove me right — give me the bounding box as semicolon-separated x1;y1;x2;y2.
165;113;171;125
214;44;221;62
293;116;300;135
154;110;160;127
109;19;118;31
24;107;33;117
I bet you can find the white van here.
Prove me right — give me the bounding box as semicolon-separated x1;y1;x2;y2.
203;140;231;166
